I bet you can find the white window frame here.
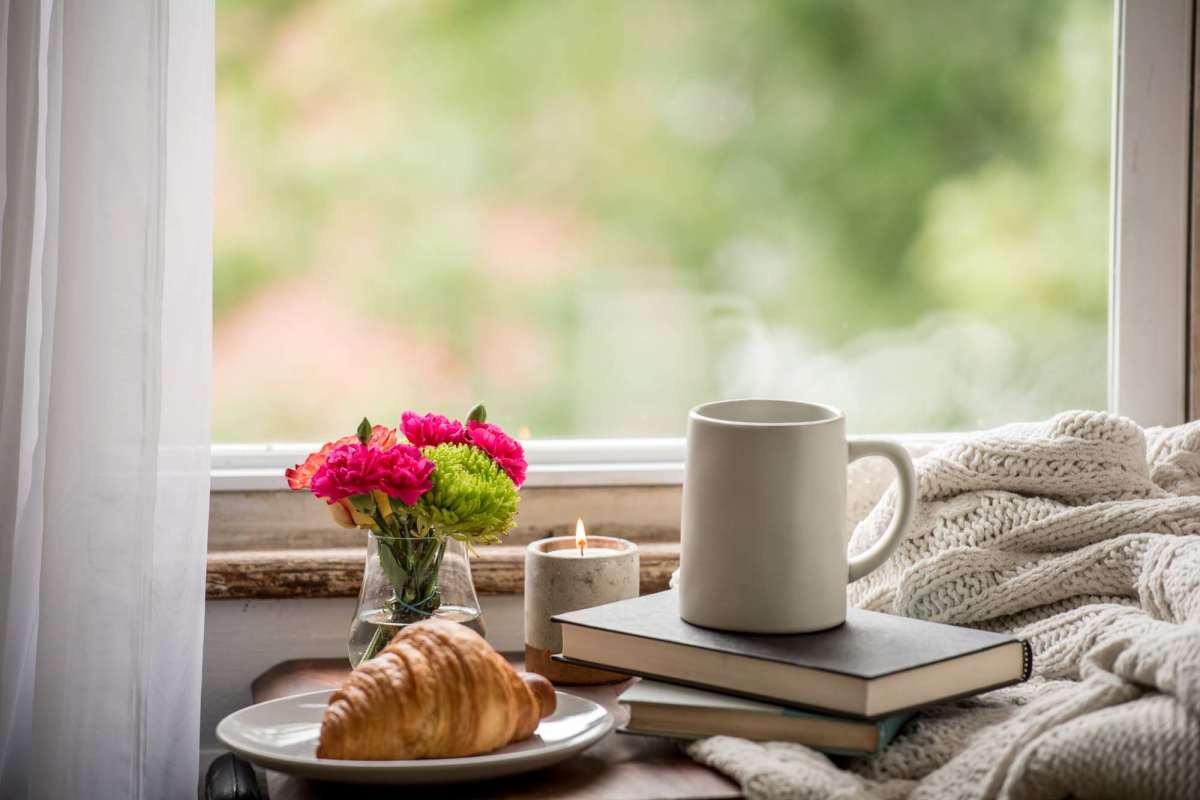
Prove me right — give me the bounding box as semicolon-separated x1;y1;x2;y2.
211;438;689;490
211;0;1193;493
1108;0;1193;427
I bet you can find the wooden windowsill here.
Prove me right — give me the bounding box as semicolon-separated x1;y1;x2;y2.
203;454;913;601
205;542;681;600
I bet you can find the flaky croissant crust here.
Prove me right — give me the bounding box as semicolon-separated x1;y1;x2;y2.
316;618;556;760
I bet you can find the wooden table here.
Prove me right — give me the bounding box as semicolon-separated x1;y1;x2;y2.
252;659;742;800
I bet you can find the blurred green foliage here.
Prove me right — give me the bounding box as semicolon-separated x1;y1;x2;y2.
215;0;1110;440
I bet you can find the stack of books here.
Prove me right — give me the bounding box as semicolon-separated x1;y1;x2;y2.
552;590;1032;756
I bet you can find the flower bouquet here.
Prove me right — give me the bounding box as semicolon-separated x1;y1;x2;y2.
287;405;525;665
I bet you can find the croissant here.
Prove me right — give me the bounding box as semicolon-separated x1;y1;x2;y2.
316;617;557;760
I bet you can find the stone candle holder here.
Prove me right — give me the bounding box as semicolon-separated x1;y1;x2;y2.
524;535;639;684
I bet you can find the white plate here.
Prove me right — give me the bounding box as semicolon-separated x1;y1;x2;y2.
216;689;614;785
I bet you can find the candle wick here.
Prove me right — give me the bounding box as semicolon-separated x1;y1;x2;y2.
578;543;585;557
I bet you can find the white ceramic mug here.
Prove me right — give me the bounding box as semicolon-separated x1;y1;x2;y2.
679;399;916;633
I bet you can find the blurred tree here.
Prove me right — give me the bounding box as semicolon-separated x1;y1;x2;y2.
214;0;1109;440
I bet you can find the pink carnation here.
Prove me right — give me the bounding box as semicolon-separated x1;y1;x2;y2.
285;425;397;491
401;411;468;448
467;421;527;487
310;443;435;505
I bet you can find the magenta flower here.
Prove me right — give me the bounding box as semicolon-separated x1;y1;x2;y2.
310;443;435;505
401;411;469;448
286;425;398;491
467;421;527;487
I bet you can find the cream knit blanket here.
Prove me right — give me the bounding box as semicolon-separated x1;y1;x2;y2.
687;411;1200;800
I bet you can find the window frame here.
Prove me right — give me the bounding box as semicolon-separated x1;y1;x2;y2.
211;435;954;490
211;0;1194;493
1108;0;1194;428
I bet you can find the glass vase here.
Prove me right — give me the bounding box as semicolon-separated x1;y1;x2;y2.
348;532;482;667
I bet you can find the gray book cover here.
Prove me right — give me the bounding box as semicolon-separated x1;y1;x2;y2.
554;589;1031;681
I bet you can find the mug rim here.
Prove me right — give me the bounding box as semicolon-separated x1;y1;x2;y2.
689;398;845;427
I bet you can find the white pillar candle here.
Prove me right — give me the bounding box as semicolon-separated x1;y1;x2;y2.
524;525;639;685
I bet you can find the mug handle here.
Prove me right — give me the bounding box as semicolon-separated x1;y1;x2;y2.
846;438;917;582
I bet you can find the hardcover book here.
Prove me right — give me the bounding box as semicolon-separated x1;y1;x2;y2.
620;680;912;756
553;590;1031;719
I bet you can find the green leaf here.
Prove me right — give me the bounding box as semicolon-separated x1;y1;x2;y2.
348;493;376;515
356;417;372;444
466;404;487;424
377;539;410;594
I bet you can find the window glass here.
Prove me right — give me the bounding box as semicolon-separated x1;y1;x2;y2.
215;0;1112;439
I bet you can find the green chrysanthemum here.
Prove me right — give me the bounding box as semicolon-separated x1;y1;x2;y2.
414;443;519;545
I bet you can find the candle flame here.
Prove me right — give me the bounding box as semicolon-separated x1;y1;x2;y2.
575;518;587;556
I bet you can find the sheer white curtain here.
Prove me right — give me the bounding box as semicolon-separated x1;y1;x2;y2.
0;2;213;798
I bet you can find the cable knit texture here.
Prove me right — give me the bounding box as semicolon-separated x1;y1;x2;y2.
687;411;1200;800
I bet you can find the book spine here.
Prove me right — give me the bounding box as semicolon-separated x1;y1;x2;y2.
1020;640;1034;681
874;712;914;754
